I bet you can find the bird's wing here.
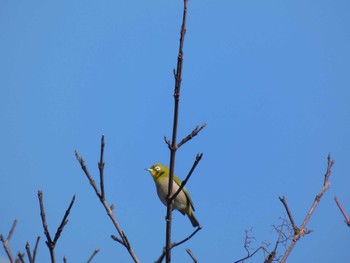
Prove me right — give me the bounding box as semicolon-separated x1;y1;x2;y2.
173;175;195;211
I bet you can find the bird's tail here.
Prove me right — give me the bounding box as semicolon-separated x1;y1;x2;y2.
187;211;200;227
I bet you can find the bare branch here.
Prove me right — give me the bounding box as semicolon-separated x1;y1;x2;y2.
26;237;40;263
177;124;206;148
63;256;67;263
163;136;172;150
74;150;101;198
279;153;334;263
335;196;350;227
234;228;267;263
17;252;25;263
86;248;100;263
278;197;296;229
165;1;189;263
38;191;53;244
234;247;266;263
170;153;203;203
155;227;201;263
98;135;106;199
265;218;293;263
323;152;334;186
33;236;40;262
154;248;166;263
0;219;18;263
38;191;75;263
264;251;275;263
272;218;293;249
53;195;75;245
111;235;127;248
185;248;198;263
26;242;33;263
75;137;139;263
172;226;202;249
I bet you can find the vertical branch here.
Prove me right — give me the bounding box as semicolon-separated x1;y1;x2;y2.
38;191;56;263
98;135;105;199
165;1;188;262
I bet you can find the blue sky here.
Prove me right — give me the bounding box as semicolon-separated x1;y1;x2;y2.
1;0;350;262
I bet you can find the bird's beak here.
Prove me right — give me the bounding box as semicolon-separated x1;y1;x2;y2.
145;168;152;172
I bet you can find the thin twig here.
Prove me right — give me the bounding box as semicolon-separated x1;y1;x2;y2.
26;242;33;263
185;248;198;263
154;227;202;263
53;195;75;245
26;238;40;263
0;219;18;263
164;136;171;150
335;196;350;227
63;256;67;263
33;236;40;262
264;220;290;263
234;228;267;263
172;226;202;248
270;217;293;261
177;124;206;148
154;248;166;263
17;252;25;263
75;136;139;263
111;235;127;247
86;248;100;263
99;135;105;199
74;151;101;198
169;153;203;202
279;153;334;263
234;247;266;263
278;196;296;229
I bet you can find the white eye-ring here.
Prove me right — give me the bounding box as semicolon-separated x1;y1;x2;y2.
155;166;161;171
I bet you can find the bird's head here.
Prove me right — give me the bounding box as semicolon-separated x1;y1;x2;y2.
145;163;169;180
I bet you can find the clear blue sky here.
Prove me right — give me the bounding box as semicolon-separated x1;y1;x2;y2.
1;1;350;262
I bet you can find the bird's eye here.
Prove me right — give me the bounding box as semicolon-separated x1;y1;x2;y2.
155;166;161;171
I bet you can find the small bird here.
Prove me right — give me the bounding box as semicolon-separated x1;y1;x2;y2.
146;163;199;227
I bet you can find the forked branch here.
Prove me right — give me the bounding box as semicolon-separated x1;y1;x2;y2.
279;153;334;263
165;124;206;150
38;191;75;263
26;236;41;263
234;228;267;263
75;136;139;263
155;226;202;263
177;124;206;148
0;219;18;263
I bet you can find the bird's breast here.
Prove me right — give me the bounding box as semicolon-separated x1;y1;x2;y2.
154;178;188;212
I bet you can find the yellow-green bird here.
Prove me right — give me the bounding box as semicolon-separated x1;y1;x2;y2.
146;163;199;227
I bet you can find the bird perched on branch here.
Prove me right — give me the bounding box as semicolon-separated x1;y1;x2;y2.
146;163;199;227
